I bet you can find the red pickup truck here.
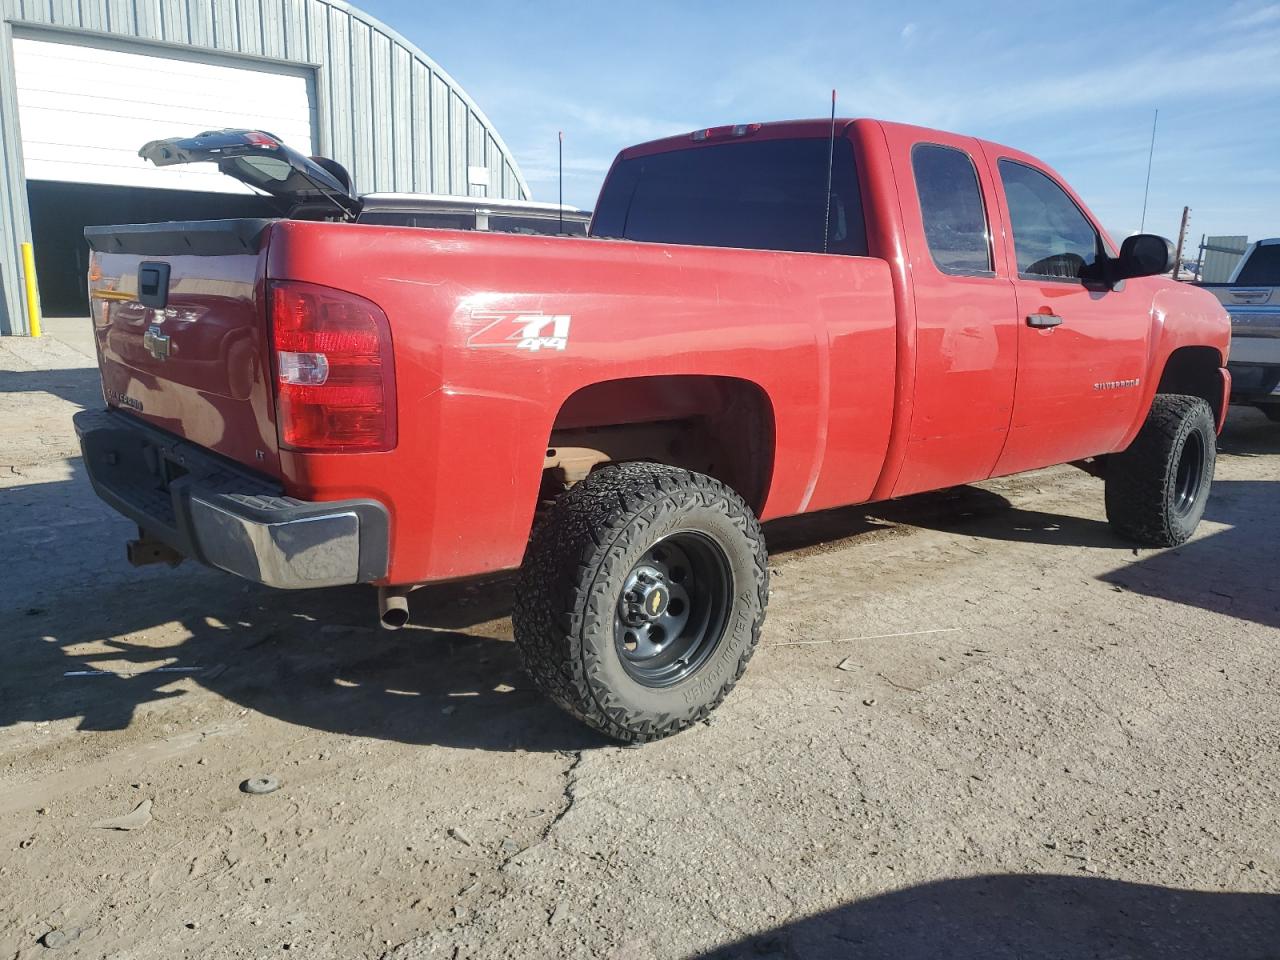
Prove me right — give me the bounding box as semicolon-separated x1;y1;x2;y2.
76;121;1230;742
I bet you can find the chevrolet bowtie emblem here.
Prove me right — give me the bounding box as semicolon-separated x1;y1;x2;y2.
143;324;170;361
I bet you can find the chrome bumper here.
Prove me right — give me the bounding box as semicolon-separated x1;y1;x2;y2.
74;409;388;589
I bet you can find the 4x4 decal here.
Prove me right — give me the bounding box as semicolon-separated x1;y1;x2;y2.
467;312;571;352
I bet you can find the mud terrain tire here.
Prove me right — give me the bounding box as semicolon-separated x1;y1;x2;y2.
514;462;768;743
1105;394;1216;547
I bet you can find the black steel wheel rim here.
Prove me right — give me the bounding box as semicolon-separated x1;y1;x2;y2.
1173;430;1206;518
613;531;733;688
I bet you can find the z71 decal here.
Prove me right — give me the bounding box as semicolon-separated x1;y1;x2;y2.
467;312;572;352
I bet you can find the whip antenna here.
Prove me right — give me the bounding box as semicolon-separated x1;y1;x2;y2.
558;130;564;235
823;89;836;253
1140;109;1158;233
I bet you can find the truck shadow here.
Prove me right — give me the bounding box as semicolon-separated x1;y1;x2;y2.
3;384;1275;748
1;452;604;750
1218;404;1280;456
1097;478;1280;629
0;363;103;409
4;558;607;751
692;873;1279;960
769;483;1121;553
6;579;611;752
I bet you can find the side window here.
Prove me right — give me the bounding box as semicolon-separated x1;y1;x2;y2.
998;159;1100;281
912;143;992;276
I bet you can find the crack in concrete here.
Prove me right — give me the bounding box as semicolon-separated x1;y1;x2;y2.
540;749;584;844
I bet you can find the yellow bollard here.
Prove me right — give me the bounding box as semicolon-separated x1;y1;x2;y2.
20;241;42;338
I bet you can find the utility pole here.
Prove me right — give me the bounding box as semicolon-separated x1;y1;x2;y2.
1172;206;1190;279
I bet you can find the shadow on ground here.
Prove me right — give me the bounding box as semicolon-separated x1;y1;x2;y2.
769;483;1121;554
694;874;1280;960
0;363;103;410
5;390;1278;749
1098;479;1280;629
1219;404;1280;457
4;549;609;752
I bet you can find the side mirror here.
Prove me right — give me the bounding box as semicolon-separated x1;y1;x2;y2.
1113;233;1174;280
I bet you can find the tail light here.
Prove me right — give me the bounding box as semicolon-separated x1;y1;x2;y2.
270;281;397;452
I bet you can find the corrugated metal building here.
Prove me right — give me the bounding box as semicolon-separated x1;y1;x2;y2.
1199;235;1249;284
0;0;529;333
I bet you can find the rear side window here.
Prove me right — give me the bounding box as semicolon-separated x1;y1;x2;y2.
358;211;476;230
591;137;867;256
1236;245;1280;285
999;160;1100;281
912;144;992;275
488;214;589;236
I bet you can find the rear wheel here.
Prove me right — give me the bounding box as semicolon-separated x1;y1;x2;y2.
514;462;768;743
1104;394;1216;547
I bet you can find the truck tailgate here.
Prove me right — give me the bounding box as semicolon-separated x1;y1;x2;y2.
85;219;281;475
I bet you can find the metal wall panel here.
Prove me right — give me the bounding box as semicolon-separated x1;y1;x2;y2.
390;44;412;191
430;71;449;194
1200;236;1249;284
410;61;430;193
449;91;466;196
187;0;213;47
0;0;530;333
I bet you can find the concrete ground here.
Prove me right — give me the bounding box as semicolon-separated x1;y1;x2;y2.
1;331;1277;959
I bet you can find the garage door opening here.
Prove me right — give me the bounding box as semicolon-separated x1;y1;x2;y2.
27;182;277;317
13;31;316;317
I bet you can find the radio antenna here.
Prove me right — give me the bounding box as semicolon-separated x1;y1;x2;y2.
558;130;564;235
1139;108;1158;233
823;89;836;253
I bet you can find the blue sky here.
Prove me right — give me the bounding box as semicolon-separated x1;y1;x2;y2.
360;0;1280;248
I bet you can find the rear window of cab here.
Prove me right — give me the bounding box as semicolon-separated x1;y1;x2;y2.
591;137;868;257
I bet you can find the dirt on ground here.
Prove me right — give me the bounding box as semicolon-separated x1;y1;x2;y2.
1;333;1277;959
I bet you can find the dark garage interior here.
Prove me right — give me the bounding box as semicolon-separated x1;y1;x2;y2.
26;181;278;317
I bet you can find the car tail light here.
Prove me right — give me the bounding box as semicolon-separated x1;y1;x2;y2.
271;281;397;452
244;131;280;148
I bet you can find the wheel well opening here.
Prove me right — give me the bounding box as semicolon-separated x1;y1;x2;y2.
1157;346;1224;423
541;375;775;513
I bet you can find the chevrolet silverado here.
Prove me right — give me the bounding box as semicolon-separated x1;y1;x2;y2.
75;122;1231;742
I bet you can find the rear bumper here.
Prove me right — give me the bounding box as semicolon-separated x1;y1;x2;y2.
1227;336;1280;404
1229;333;1280;367
74;409;388;589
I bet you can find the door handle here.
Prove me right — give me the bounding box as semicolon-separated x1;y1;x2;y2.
1026;313;1063;329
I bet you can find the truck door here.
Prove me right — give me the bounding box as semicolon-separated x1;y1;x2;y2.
883;127;1019;497
985;153;1152;476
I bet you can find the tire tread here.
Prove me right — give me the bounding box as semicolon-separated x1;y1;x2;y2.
1105;394;1215;547
513;462;768;743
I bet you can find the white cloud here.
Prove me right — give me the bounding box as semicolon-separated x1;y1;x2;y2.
1225;1;1280;28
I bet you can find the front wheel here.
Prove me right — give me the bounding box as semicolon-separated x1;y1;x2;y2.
513;462;768;743
1105;394;1216;547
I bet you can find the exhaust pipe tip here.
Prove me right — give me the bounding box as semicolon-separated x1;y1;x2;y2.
380;605;409;630
378;588;411;630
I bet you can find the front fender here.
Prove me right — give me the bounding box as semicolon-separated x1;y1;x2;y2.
1121;281;1230;448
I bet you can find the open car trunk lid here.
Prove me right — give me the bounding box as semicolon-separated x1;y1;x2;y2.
85;218;283;476
138;129;359;219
